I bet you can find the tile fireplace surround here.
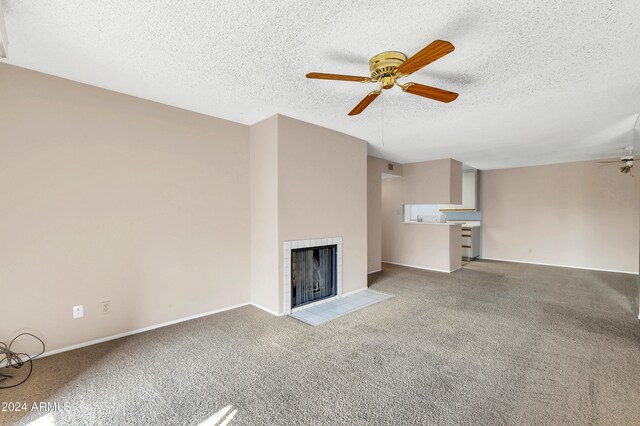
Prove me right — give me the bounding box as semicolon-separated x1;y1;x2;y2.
283;237;343;315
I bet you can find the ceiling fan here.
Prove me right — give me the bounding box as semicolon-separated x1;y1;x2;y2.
306;40;458;116
598;147;637;174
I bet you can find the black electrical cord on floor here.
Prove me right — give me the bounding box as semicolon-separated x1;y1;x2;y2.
0;333;45;389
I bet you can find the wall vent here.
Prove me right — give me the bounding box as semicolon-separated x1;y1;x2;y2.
387;163;394;171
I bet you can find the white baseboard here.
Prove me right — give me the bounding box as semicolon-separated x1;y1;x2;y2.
249;302;282;316
368;269;382;274
382;261;459;274
39;302;251;358
481;257;639;275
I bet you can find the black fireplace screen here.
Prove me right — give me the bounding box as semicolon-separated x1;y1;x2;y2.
291;245;337;308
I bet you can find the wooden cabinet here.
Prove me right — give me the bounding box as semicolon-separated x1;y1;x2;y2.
439;170;477;212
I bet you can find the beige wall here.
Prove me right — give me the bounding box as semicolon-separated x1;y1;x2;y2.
0;64;251;352
636;124;640;317
381;159;463;272
637;163;640;316
382;223;462;272
384;158;462;206
278;115;368;311
483;159;639;273
248;115;369;314
367;156;402;273
249;116;280;313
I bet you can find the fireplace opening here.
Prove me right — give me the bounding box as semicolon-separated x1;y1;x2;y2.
291;244;337;309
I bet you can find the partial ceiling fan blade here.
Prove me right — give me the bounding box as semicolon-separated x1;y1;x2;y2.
401;83;458;103
348;90;381;116
306;72;372;83
0;1;7;58
597;156;638;164
396;40;455;76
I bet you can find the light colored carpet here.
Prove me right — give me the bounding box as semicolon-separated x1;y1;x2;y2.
2;260;639;425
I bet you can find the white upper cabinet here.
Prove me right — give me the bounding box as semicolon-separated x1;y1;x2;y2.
439;170;477;211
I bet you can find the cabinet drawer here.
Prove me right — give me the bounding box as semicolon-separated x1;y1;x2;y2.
462;247;473;258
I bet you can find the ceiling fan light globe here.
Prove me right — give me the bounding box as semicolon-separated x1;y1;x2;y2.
381;76;395;89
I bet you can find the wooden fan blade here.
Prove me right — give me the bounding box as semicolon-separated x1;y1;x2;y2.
396;40;455;76
402;83;458;103
597;157;637;164
306;72;371;83
348;90;381;116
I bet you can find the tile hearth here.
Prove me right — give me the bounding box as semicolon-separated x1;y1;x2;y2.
289;289;392;326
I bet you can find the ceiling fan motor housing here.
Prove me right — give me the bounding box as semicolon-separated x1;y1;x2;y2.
369;51;407;88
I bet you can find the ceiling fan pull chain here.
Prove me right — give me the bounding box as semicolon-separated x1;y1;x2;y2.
381;94;385;147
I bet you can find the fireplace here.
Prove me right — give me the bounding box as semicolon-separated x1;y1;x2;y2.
284;237;342;314
291;245;337;308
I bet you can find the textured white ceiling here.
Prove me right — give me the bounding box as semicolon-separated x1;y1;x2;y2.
2;0;640;169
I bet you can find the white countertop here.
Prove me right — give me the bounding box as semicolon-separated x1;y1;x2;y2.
447;220;481;228
404;221;461;226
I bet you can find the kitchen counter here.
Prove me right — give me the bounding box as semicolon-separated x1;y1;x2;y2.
447;220;481;228
383;221;462;272
404;221;461;226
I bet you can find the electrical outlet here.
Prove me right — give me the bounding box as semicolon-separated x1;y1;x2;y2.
101;301;111;314
72;305;84;319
